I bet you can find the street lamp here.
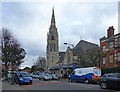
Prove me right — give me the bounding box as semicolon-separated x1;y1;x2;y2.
64;43;74;48
64;42;74;77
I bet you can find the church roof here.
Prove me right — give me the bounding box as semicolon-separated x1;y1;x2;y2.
49;66;60;70
73;40;99;55
50;7;56;28
59;52;65;62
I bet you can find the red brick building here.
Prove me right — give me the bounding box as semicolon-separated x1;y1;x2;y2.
1;64;19;71
100;26;120;68
23;67;31;73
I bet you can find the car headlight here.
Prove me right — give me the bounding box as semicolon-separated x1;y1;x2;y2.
30;77;32;79
19;78;23;80
44;76;48;79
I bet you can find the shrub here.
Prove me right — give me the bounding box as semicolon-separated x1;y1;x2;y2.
101;66;120;76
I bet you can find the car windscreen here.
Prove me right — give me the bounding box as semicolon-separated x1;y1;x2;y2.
45;74;51;76
19;73;30;77
118;74;120;78
52;74;56;77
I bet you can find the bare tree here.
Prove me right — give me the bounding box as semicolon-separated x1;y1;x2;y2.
2;28;26;81
86;48;100;67
75;53;88;67
36;56;46;71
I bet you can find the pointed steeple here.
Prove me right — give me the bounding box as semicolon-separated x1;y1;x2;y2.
50;7;56;28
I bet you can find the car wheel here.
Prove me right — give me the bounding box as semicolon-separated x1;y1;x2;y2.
39;78;41;80
18;80;21;85
85;79;89;84
30;82;32;85
100;82;107;89
43;78;46;81
69;78;72;82
16;80;19;84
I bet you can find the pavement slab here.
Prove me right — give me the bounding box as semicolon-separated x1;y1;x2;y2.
2;80;24;90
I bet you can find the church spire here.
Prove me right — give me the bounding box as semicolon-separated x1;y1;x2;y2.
50;7;56;28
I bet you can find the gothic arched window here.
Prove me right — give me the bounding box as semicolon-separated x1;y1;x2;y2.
67;53;70;64
50;44;52;52
52;56;53;63
52;36;54;40
54;43;56;52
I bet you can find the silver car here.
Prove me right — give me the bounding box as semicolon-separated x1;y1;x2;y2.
42;73;52;81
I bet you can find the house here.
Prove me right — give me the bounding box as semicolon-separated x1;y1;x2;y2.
61;40;99;75
100;26;120;68
49;40;99;78
23;67;31;73
1;64;19;71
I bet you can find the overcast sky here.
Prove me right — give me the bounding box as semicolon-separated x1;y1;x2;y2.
2;0;119;69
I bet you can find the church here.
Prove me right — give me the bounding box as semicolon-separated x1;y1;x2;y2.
46;8;99;78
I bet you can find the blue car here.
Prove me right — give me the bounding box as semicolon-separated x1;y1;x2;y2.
14;72;32;85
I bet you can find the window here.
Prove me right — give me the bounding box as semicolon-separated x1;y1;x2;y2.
118;74;120;78
118;37;120;46
102;74;106;78
53;44;56;52
102;57;106;65
117;52;120;61
52;36;54;40
102;46;106;52
109;41;113;49
109;54;113;63
67;57;70;64
61;71;63;74
50;44;52;52
52;56;53;63
71;71;75;75
107;73;118;78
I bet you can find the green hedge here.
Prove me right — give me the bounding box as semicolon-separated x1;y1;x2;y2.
101;66;120;76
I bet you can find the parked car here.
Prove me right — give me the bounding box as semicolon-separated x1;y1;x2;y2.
7;71;12;79
14;72;32;85
7;71;16;79
38;72;46;80
39;73;52;81
35;75;39;79
33;71;39;75
42;73;52;81
68;67;101;83
30;74;36;78
99;73;120;90
51;74;59;80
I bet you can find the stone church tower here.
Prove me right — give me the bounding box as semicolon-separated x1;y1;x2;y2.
46;8;59;71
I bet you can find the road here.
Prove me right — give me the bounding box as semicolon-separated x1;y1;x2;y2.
18;79;119;91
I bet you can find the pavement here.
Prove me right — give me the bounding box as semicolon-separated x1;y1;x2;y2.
1;79;24;90
0;78;68;91
1;78;119;91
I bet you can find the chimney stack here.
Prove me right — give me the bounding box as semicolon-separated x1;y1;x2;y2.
107;26;114;38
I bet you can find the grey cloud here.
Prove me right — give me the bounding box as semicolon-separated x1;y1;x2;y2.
2;2;118;68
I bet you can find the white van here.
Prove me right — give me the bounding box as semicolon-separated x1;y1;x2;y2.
68;67;101;83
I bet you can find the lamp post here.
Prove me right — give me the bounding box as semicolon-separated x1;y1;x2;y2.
64;43;74;49
64;42;74;77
